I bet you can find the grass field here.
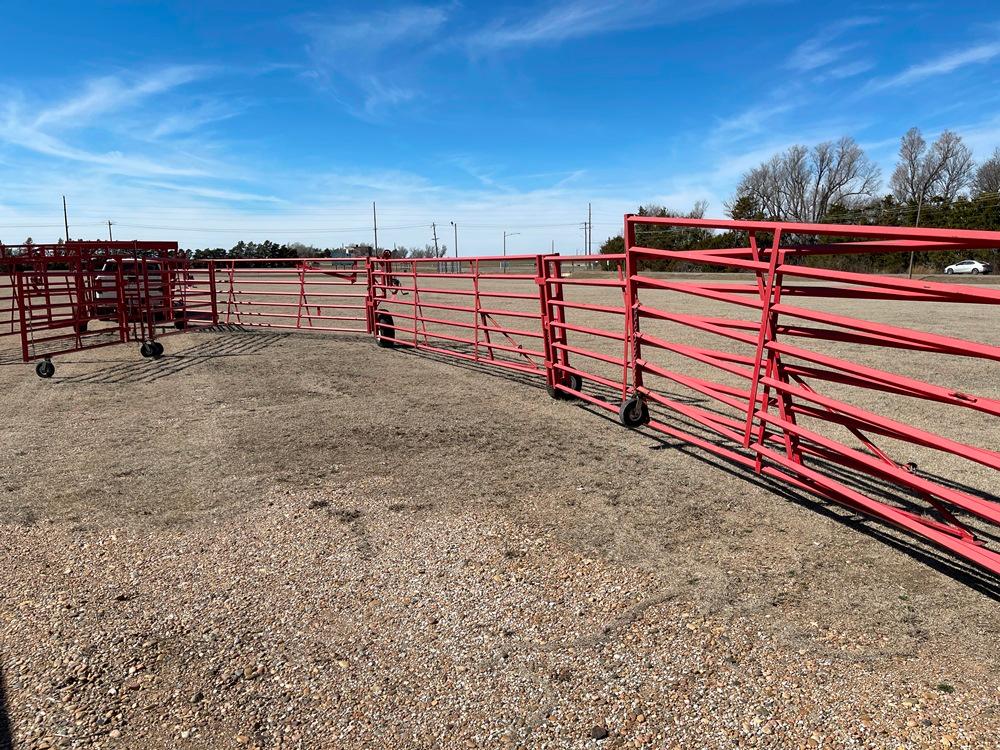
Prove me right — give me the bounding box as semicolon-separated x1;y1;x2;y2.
0;272;998;748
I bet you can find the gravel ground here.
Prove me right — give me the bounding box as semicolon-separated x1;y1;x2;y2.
1;279;999;749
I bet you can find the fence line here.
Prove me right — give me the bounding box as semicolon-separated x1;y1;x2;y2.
3;219;999;577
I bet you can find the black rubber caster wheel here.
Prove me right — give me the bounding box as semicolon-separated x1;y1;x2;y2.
140;342;154;358
618;396;650;428
548;373;583;400
151;341;164;359
375;313;396;348
35;360;55;379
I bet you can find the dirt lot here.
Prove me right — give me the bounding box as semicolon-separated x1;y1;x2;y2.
0;274;998;749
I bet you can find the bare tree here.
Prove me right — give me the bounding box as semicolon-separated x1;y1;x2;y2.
730;137;880;223
890;127;975;277
810;137;882;219
890;127;928;206
890;127;974;211
973;147;1000;196
934;131;975;201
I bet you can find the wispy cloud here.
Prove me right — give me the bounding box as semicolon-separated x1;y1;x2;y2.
0;109;208;177
149;99;244;140
297;5;450;118
136;181;285;204
0;66;242;183
785;16;877;73
869;39;1000;90
713;102;795;140
301;5;448;52
825;60;875;80
469;0;754;51
34;66;210;128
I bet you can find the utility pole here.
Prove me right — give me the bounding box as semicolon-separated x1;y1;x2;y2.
503;231;520;273
107;220;113;241
372;202;378;256
588;202;592;254
582;222;588;255
62;195;70;242
906;195;925;279
450;221;458;273
432;222;441;273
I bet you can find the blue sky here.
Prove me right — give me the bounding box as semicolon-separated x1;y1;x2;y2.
1;1;999;252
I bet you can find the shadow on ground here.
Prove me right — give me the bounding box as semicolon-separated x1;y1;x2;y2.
395;343;1000;601
55;329;289;385
0;662;12;750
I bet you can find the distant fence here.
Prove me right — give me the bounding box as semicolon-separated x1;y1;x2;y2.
3;219;999;578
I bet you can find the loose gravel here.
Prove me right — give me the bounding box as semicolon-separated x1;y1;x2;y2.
1;319;998;749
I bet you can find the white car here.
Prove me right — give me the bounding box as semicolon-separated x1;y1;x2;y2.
944;259;992;275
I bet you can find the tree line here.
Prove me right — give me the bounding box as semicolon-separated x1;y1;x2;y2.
602;127;1000;274
186;240;448;262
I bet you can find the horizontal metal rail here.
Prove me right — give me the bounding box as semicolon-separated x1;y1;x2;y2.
8;226;999;580
620;215;1000;576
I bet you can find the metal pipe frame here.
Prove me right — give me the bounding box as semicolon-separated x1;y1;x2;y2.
618;215;1000;576
7;221;999;579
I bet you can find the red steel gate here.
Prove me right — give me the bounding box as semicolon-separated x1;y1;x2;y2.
5;222;999;578
9;242;215;377
368;254;551;379
187;257;369;334
611;217;1000;576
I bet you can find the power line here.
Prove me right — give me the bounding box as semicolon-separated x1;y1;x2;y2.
111;222;431;233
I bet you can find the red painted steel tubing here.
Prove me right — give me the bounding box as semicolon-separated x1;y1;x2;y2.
622;214;1000;576
10;225;999;579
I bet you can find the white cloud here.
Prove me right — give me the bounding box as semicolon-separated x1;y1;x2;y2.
136;181;285;204
785;16;877;73
296;5;450;118
824;60;875;80
869;40;1000;90
149;100;244;140
0;66;227;179
469;0;755;51
301;5;449;53
0;112;208;177
713;103;795;140
34;66;209;128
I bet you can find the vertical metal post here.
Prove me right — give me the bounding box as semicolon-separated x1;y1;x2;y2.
536;254;556;391
743;230;783;450
622;215;642;396
15;274;29;362
208;260;219;326
410;259;418;347
473;258;481;364
114;262;128;342
295;262;306;329
547;256;570;389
